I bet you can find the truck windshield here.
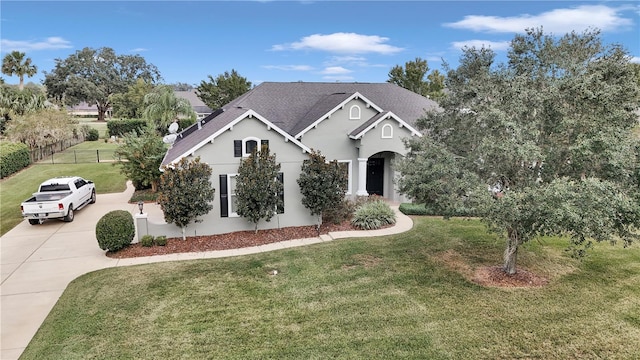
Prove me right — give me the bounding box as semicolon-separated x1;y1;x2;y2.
40;184;71;192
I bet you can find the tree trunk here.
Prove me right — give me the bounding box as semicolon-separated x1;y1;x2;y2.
316;214;323;235
181;226;186;241
503;228;519;275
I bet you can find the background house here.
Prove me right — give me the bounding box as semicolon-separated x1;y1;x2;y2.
174;90;213;120
154;82;438;237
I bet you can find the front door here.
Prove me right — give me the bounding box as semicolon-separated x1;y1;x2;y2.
366;158;384;196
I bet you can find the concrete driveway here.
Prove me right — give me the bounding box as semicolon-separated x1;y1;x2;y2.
1;182;413;359
1;182;138;359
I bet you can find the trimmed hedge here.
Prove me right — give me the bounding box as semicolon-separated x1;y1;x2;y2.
86;128;100;141
0;142;31;178
96;210;135;252
107;119;146;137
398;202;479;217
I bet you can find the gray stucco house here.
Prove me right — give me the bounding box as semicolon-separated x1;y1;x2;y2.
157;82;438;236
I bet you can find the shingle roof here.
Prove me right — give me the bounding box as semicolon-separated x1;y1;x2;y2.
162;82;438;165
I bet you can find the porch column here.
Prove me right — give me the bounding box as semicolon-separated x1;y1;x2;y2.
356;158;369;196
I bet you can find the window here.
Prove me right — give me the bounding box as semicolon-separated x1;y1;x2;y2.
276;172;284;214
220;172;282;217
234;138;270;157
219;174;239;217
381;124;393;138
349;105;361;120
338;160;352;195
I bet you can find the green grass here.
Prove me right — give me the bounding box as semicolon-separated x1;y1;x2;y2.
40;141;121;164
0;142;127;235
21;217;640;359
76;117;109;138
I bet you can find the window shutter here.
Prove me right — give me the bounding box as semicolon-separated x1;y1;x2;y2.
261;139;269;151
276;172;284;214
219;174;228;217
234;140;242;157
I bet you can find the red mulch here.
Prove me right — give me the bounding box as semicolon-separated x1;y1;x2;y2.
107;221;356;259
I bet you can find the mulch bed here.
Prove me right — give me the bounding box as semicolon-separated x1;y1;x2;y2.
107;221;356;259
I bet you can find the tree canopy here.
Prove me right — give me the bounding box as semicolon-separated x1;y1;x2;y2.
114;124;166;192
387;57;445;99
158;157;215;240
297;150;348;229
43;47;161;121
397;28;640;275
196;69;252;110
235;145;282;232
110;78;153;119
1;51;37;91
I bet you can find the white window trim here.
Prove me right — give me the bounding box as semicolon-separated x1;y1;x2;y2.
226;173;240;217
242;137;261;157
338;160;353;195
381;124;393;139
349;105;361;120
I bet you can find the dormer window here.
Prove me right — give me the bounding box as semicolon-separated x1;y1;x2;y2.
234;137;269;157
349;105;361;120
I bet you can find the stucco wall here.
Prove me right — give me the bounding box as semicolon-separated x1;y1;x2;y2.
146;115;318;238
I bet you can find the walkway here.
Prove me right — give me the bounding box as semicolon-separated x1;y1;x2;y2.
0;182;413;359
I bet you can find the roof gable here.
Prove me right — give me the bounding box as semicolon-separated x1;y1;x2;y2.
349;111;422;139
162;109;311;166
293;92;383;139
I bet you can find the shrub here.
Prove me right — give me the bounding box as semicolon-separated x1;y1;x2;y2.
399;203;430;216
95;210;135;252
86;128;100;141
322;198;356;224
351;199;396;230
140;235;155;247
107;118;146;137
0;142;31;178
155;235;167;246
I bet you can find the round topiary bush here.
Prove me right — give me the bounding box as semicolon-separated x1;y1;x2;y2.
155;235;167;246
86;128;100;141
96;210;135;252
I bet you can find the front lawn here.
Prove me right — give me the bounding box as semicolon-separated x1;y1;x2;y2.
21;217;640;359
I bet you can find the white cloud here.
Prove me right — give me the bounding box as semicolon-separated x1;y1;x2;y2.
444;5;633;34
322;75;355;81
450;40;511;51
0;37;72;52
321;66;352;75
630;56;640;63
130;48;148;53
262;65;314;71
272;32;403;54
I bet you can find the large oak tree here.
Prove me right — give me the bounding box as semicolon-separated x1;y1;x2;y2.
43;47;161;121
397;28;640;275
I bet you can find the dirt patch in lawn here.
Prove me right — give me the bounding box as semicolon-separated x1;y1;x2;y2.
472;265;549;288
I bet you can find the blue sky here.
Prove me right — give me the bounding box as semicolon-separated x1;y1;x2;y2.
2;1;639;87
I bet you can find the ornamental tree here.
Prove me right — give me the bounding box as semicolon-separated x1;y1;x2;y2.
235;145;282;233
297;150;348;230
114;124;166;192
158;157;215;240
397;28;640;275
387;57;445;99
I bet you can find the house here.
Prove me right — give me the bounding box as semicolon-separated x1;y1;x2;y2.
154;82;438;237
174;90;213;120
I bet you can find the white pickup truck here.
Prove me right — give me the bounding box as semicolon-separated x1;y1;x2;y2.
20;176;96;225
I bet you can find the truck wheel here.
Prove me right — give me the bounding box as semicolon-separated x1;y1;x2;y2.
90;190;97;204
28;219;40;225
64;206;74;222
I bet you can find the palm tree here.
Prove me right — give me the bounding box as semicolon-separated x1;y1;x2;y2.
143;85;196;132
2;51;38;91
